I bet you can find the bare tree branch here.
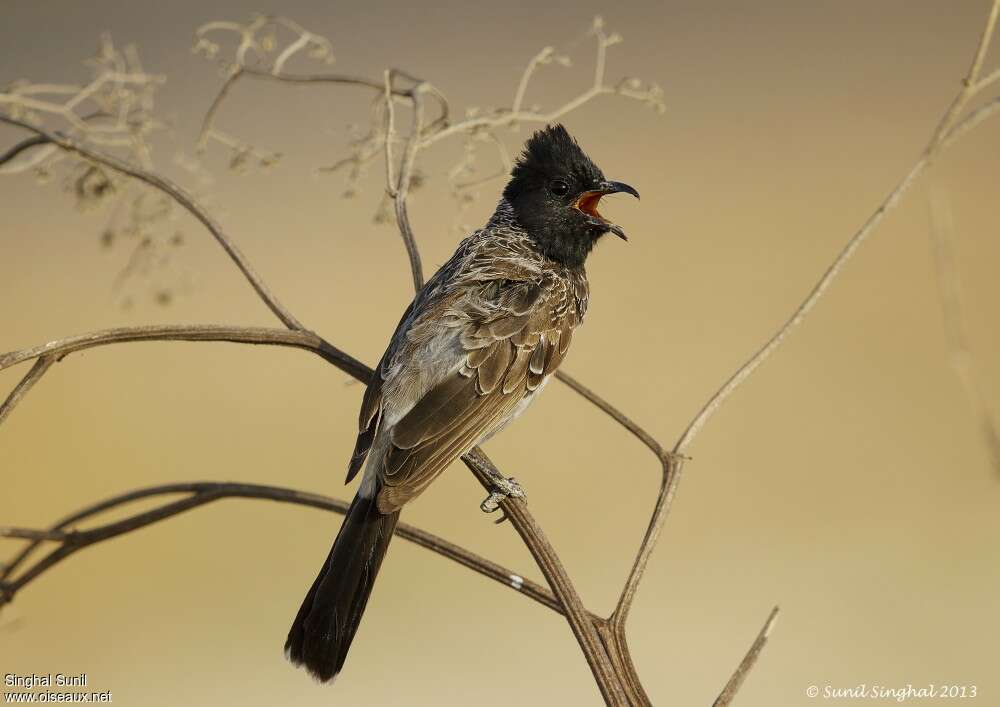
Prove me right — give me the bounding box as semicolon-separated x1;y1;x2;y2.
196;65;414;155
553;370;683;639
388;75;429;292
421;18;664;149
461;449;628;704
713;606;780;707
0;482;559;614
928;0;1000;147
555;371;665;458
0;325;366;381
0;356;55;425
0;135;49;168
672;1;1000;456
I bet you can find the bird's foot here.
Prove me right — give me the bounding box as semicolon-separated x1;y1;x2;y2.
480;476;525;514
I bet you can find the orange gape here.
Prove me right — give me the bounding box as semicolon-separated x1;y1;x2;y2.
574;190;607;220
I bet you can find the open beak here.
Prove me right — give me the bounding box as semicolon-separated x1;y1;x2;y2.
573;180;640;240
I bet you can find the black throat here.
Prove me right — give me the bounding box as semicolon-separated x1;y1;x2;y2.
521;218;602;269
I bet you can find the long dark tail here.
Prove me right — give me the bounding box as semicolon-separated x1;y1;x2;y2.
285;490;400;682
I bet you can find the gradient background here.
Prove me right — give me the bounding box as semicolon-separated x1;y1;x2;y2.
2;1;999;705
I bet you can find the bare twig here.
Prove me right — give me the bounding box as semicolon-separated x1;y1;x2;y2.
390;78;428;292
0;325;365;380
928;0;1000;147
0;326;369;459
673;0;1000;456
421;18;663;149
554;371;684;642
0;35;163;181
595;619;654;706
0;482;557;613
610;454;683;635
197;66;244;152
196;66;413;155
0;357;55;425
555;371;664;458
382;70;398;197
462;449;628;704
0;135;49;168
713;606;780;707
192;14;660;243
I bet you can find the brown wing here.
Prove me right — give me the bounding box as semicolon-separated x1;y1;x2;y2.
375;276;581;514
344;301;416;484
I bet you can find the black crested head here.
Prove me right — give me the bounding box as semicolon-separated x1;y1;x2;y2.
502;124;639;269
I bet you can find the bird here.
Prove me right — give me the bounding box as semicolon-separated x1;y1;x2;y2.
284;123;639;683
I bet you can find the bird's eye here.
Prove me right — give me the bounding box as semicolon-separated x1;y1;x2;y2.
549;180;570;197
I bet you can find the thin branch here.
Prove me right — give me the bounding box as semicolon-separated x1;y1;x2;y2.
0;326;369;436
554;370;684;640
239;66;405;94
421;20;663;150
197;66;244;151
196;66;413;153
391;79;428;292
0;357;55;425
610;455;683;634
0;135;49;167
0;325;368;382
713;606;780;707
555;371;664;458
0;482;557;614
512;46;564;114
382;70;398;197
671;38;1000;457
0;110;112;175
595;620;654;706
929;0;1000;146
462;449;628;705
1;528;70;541
0;116;304;331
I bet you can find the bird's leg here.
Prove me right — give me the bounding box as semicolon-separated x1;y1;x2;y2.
479;473;526;514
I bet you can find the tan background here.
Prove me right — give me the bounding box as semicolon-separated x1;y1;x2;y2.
2;1;999;705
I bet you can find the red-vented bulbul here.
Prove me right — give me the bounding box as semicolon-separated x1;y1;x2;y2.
285;124;639;682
